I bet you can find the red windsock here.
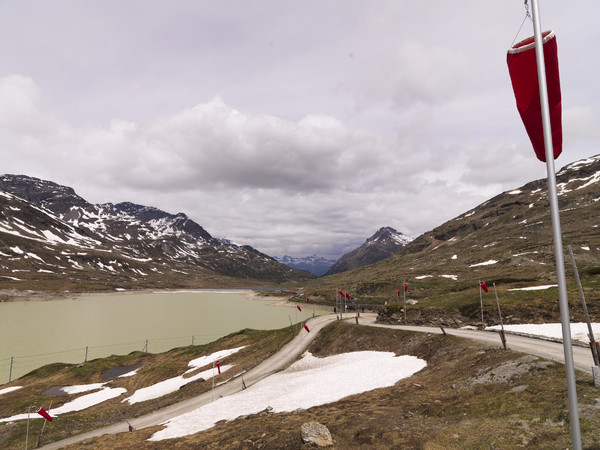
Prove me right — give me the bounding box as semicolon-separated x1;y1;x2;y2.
303;324;310;333
306;297;310;302
480;281;489;293
215;360;221;374
297;305;302;311
36;407;53;421
507;30;562;162
404;283;408;292
397;289;400;297
345;292;350;300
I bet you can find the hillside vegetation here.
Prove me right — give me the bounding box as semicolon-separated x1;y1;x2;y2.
303;156;600;326
2;322;600;448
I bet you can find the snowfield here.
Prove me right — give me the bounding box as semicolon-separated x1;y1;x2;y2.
149;350;427;441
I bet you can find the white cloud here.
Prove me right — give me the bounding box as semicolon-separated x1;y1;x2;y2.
1;1;600;259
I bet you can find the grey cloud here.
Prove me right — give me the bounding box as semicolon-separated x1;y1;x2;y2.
2;1;600;259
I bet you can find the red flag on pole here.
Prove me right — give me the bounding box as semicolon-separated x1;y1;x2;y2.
215;360;221;374
337;289;344;297
303;324;310;333
36;407;53;421
507;30;562;162
297;305;301;311
404;283;408;292
480;281;489;293
397;289;400;297
306;297;310;302
345;292;350;300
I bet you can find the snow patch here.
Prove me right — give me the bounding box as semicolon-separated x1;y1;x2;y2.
148;351;426;441
440;275;458;281
469;260;498;267
508;285;557;291
0;386;22;396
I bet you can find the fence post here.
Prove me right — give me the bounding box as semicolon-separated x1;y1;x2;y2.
9;356;13;383
144;340;148;353
85;346;88;362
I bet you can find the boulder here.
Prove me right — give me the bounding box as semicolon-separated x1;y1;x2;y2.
301;422;333;447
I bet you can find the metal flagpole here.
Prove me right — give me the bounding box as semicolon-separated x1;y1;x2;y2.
529;1;581;448
567;245;600;366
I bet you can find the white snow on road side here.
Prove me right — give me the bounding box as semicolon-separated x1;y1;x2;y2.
415;275;432;279
149;351;427;441
123;364;232;405
186;346;246;373
123;346;245;404
486;323;600;346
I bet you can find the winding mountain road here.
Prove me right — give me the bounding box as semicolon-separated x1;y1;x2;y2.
42;313;595;449
41;313;338;449
358;315;596;374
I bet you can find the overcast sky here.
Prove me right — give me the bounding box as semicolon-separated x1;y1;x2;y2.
1;1;599;260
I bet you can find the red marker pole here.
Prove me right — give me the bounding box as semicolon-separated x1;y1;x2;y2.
403;284;407;324
211;360;215;402
479;280;485;329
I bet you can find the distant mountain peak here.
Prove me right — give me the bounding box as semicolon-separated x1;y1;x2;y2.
367;226;412;246
325;226;413;276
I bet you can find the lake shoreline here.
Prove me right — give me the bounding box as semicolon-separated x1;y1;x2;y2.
0;288;332;312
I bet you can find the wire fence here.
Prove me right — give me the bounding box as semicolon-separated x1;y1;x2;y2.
0;331;225;384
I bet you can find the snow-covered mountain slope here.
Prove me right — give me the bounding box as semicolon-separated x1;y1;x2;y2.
0;175;313;291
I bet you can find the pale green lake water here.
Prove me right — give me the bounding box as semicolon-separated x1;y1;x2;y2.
0;290;321;383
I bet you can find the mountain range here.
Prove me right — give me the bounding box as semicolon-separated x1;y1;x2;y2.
2;153;600;304
0;174;313;292
273;254;337;277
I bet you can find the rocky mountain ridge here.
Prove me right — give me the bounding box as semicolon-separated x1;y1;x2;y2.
0;174;313;292
325;226;412;276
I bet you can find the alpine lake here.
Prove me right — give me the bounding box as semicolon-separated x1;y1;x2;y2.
0;290;324;383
